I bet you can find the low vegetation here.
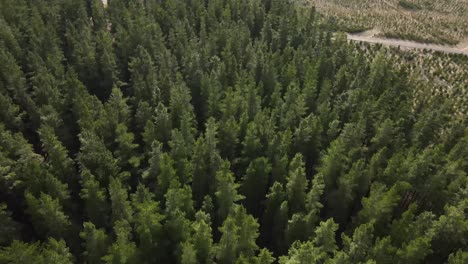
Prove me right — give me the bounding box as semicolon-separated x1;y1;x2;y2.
350;42;468;118
311;0;468;45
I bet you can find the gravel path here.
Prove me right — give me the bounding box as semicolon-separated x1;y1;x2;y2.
347;30;468;55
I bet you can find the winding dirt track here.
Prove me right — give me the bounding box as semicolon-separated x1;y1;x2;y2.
347;30;468;56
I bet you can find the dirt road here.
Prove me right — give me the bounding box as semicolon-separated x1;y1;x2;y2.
347;30;468;56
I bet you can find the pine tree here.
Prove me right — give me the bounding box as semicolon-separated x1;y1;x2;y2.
163;184;193;263
240;157;272;216
240;122;263;171
131;185;165;262
0;241;41;264
80;168;109;228
91;27;116;97
305;173;325;222
448;250;468;264
286;154;308;214
156;153;177;200
339;222;375;263
41;238;75;264
78;130;120;186
165;182;195;218
169;128;194;184
370;236;397;264
64;16;98;94
430;201;468;263
0;48;33;119
180;242;197;264
0;91;24;132
278;240;321;264
355;182;411;235
0;239;74;264
103;220;138;264
0;203;19;246
190;211;214;263
128;46;159;104
261;182;288;254
80;222;110;264
328;159;368;225
114;123;140;170
192;118;222;205
216;212;239;264
254;249;276;264
217;205;260;264
218;116;241;162
99;87;132;144
293;114;322;172
302;61;319;113
215;160;244;224
313;218;339;255
200;72;223;120
109;177;133;224
38;125;76;187
142;140;163;184
285;213;309;245
144;103;172;148
25;192;71;239
169;76;195;129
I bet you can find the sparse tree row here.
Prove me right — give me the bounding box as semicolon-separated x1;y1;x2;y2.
0;0;466;263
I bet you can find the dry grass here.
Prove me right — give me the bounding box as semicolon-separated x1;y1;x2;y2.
310;0;468;45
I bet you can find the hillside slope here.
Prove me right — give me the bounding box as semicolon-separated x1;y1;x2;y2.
311;0;468;45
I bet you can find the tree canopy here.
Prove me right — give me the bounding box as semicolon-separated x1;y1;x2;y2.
0;0;466;263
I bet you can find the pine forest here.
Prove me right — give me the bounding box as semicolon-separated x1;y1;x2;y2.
0;0;466;263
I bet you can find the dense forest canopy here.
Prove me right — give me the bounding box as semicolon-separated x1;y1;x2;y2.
0;0;466;263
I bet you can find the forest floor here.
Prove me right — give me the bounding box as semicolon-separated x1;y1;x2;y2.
347;29;468;55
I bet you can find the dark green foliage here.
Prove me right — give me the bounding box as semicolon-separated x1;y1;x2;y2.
190;211;215;263
109;177;133;225
25;192;71;239
80;169;109;228
0;0;465;263
216;205;260;264
102;220;138;264
215;160;244;224
398;0;422;10
80;222;109;264
0;204;19;246
286;154;308;214
240;157;272;216
0;239;74;264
